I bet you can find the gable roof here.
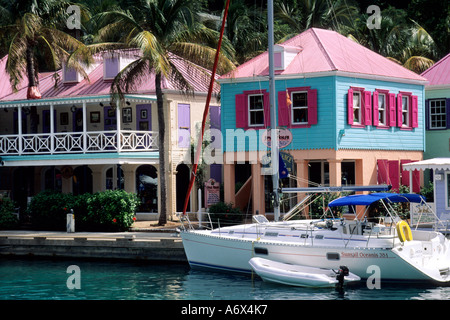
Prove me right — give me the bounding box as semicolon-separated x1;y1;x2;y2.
220;28;427;83
421;53;450;86
0;51;219;102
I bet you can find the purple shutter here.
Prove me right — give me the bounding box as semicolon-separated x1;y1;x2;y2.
308;89;318;125
425;99;430;130
105;56;119;79
235;94;247;128
263;91;271;127
411;95;418;128
178;104;190;148
136;104;152;131
388;93;396;127
278;90;290;126
397;93;403;127
347;88;353;124
210;105;221;149
364;90;372;125
373;91;379;126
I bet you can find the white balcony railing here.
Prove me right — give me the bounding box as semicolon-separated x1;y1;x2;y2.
0;130;158;155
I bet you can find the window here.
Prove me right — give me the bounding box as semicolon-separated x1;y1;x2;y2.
352;91;362;124
377;93;387;126
401;95;410;127
235;90;269;129
278;87;317;127
347;87;370;126
429;99;446;129
248;94;264;126
291;91;308;124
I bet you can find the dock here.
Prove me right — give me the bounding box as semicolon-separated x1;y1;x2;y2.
0;229;187;262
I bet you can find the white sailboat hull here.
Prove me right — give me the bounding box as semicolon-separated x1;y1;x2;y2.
181;221;450;283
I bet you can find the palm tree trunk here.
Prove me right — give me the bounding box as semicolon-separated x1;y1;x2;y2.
26;46;40;133
156;73;167;225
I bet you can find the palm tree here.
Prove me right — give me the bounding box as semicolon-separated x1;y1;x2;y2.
0;0;90;133
96;0;235;225
341;7;438;73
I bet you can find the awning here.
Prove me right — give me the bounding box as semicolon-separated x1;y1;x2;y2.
328;193;425;207
402;158;450;171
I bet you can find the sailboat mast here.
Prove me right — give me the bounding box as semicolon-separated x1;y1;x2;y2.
268;0;280;221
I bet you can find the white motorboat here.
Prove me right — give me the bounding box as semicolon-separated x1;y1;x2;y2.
180;193;450;284
248;257;360;287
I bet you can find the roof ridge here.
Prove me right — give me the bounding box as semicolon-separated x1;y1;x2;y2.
310;28;337;71
421;52;450;76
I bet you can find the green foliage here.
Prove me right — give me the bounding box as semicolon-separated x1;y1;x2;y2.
420;181;434;202
207;202;243;228
0;198;19;230
28;190;139;231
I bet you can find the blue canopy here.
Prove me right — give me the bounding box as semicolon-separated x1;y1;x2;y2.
328;193;425;208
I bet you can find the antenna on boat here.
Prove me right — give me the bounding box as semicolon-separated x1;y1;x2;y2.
268;0;280;222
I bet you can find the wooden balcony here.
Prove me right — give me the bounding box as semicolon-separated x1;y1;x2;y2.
0;130;158;156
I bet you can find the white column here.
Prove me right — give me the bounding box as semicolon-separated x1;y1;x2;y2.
82;101;87;153
116;102;121;152
18;106;23;155
50;103;55;153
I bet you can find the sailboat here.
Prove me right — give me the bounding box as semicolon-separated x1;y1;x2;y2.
179;0;450;284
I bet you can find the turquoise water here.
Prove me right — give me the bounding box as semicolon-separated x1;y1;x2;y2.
1;257;450;300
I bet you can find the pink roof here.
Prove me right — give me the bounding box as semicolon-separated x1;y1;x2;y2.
421;53;450;86
221;28;426;82
0;52;219;102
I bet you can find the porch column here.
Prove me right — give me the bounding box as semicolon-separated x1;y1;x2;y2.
328;159;342;187
116;102;121;152
82;101;87;153
224;162;235;205
18;106;23;155
50;103;55;153
251;162;265;215
296;159;309;218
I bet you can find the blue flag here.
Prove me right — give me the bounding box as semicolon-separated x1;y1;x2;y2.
279;153;289;179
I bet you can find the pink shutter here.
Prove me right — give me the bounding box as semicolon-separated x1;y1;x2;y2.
401;160;420;193
263;92;271;127
364;91;372;125
308;89;318;125
397;93;403;127
411;95;418;128
389;160;400;191
278;91;290;126
388;93;396;127
347;88;353;124
373;91;379;126
235;94;247;128
377;159;389;184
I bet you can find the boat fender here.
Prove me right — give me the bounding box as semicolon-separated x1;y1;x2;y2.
396;220;413;242
335;266;350;288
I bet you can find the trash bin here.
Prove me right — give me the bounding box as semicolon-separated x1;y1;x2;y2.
67;210;75;233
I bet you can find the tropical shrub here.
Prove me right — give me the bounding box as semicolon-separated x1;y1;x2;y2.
207;202;243;228
0;198;19;230
28;190;139;231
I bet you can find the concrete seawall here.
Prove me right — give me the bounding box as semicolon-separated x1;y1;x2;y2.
0;231;187;262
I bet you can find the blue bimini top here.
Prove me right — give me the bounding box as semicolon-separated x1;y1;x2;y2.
328;193;425;208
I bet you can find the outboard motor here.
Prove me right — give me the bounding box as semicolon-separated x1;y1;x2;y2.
335;266;350;288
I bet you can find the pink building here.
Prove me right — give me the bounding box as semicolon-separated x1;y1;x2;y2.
0;50;221;221
218;28;427;217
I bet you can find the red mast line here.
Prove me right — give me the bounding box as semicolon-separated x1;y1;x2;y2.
182;0;231;215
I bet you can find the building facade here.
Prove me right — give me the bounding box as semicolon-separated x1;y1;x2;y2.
218;28;427;217
0;51;221;221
